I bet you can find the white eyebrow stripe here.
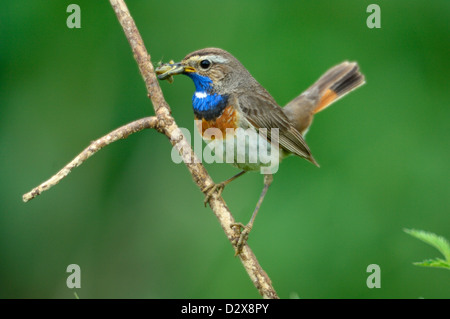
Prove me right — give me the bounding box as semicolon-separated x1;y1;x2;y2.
207;55;229;64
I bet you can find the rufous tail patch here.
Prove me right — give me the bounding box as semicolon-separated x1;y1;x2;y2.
314;89;338;114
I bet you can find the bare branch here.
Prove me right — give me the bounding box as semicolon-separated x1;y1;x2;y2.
23;117;158;202
109;0;169;114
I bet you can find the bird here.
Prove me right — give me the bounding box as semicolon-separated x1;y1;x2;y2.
155;48;365;255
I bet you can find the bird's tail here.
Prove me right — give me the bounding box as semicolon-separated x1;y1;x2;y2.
313;62;365;114
283;61;365;135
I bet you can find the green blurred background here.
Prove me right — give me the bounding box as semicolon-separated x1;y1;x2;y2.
1;0;449;298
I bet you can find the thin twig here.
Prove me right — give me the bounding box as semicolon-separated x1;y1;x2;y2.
23;117;158;202
23;0;279;299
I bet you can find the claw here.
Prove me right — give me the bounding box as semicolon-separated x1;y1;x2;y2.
230;222;252;256
203;182;225;207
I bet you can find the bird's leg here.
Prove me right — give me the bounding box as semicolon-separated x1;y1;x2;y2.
203;170;247;207
231;174;273;256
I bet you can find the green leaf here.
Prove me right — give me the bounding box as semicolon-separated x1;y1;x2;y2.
404;229;450;270
413;258;450;270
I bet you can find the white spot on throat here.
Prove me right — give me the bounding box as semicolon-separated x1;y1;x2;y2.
195;91;208;99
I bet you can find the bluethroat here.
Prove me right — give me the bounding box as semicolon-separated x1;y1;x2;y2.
156;48;365;255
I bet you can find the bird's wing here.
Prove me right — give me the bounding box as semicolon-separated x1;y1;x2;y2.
236;92;318;166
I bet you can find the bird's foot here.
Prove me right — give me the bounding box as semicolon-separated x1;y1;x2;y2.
203;182;225;207
230;222;252;256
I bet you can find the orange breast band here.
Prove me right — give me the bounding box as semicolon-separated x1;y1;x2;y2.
195;105;239;140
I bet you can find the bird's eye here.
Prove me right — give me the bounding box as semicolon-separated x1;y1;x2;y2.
199;59;211;70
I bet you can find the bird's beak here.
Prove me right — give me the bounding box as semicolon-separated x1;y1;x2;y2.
155;61;195;83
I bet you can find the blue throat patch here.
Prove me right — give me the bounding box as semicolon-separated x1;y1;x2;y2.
187;73;213;92
186;73;228;121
